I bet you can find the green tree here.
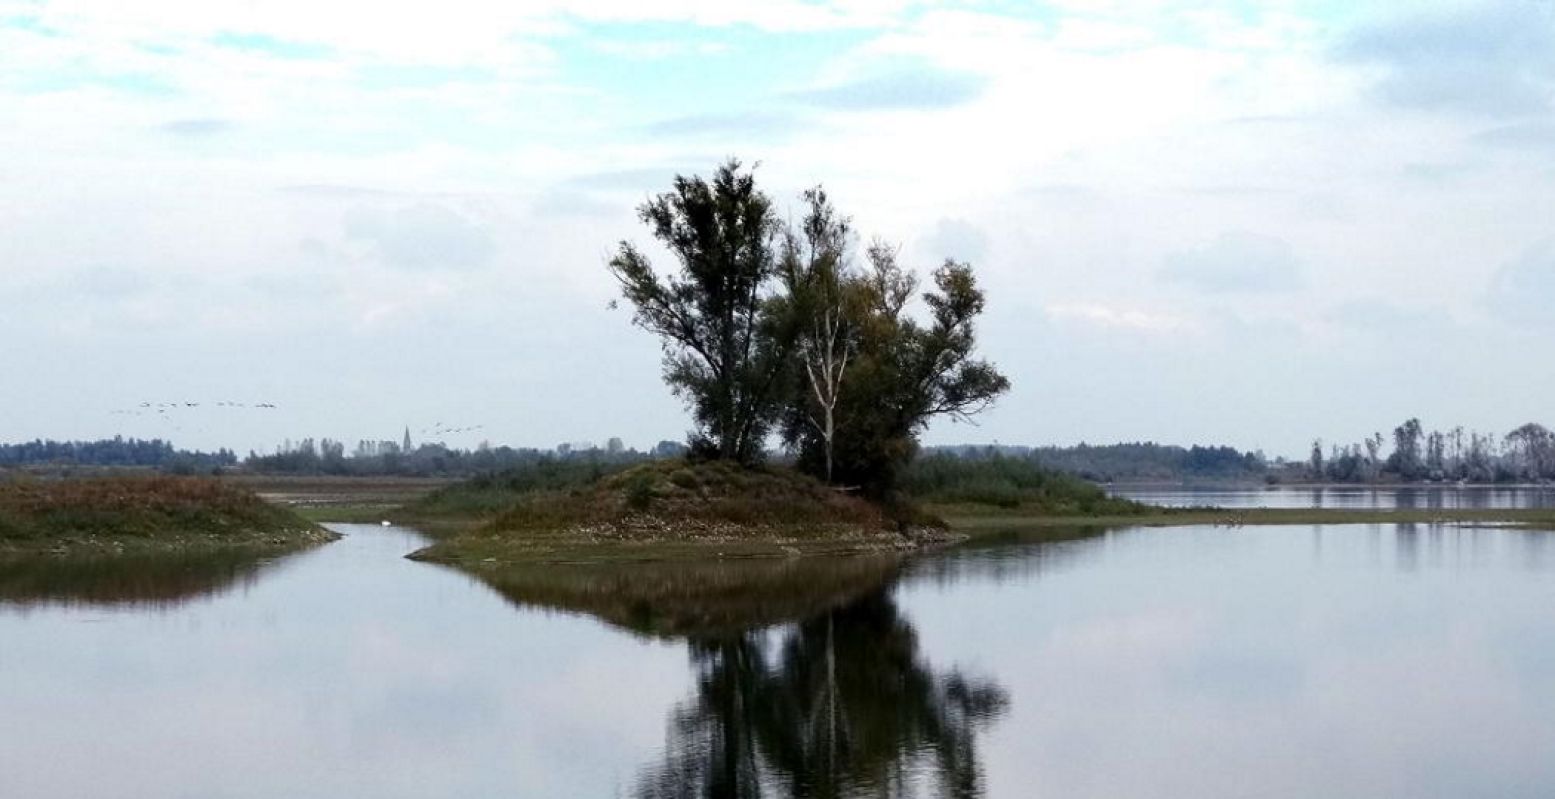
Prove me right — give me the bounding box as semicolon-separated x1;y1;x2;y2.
608;160;790;464
787;242;1010;496
778;187;858;483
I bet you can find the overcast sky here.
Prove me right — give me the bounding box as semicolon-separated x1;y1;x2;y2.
2;0;1553;457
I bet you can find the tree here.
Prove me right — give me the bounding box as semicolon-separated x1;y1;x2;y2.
1388;418;1424;480
1425;430;1446;479
1364;433;1384;480
608;160;789;464
1505;423;1554;480
779;187;857;483
789;243;1010;496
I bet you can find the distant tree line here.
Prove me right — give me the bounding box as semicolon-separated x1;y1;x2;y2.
0;437;237;474
1306;419;1555;483
931;442;1267;482
240;438;684;477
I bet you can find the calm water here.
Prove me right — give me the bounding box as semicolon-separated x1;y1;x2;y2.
4;513;1555;797
1112;483;1555;510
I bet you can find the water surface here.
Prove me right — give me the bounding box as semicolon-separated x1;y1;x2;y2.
3;514;1555;797
1112;483;1555;510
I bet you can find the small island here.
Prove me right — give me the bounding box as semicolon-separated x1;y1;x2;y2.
406;161;1026;563
0;474;337;557
403;459;958;564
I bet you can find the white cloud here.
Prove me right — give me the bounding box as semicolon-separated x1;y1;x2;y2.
1487;240;1555;327
6;1;1555;454
1160;232;1303;294
1045;303;1197;335
343;204;497;272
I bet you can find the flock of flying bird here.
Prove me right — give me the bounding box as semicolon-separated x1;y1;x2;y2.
109;401;279;418
105;402;485;443
419;423;485;437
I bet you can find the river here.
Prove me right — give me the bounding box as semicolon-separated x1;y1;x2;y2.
3;492;1555;796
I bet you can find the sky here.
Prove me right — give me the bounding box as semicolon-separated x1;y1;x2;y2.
2;0;1553;458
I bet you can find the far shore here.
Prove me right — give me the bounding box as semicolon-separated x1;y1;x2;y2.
1104;479;1555;490
939;505;1555;532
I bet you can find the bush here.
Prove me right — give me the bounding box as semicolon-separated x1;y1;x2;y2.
899;453;1146;515
624;472;657;511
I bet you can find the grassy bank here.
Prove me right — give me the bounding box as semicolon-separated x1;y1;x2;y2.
398;458;634;534
902;453;1150;516
406;459;957;564
0;475;337;556
231;474;454;524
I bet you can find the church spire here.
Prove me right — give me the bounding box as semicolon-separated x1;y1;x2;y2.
403;426;412;453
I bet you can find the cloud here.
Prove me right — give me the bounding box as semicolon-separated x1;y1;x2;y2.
1472;122;1555;150
159;118;233;136
532;189;623;218
68;265;152;299
1327;299;1456;335
344;204;496;271
1335;3;1555;117
209;31;334;59
1159;232;1303;294
563;167;692;191
788;66;986;110
1045;303;1195;334
14;68;179;96
354;63;496;90
644;111;803;138
1486;240;1555;327
919;218;988;263
282;185;401;198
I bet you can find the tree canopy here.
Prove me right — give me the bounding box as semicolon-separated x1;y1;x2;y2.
609;160;1009;494
608;159;789;464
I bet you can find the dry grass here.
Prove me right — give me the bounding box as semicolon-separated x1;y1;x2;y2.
407;460;957;564
0;474;334;555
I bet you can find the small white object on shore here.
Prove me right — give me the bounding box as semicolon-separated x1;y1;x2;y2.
380;520;392;527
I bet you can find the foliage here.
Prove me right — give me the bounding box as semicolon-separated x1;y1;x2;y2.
977;441;1267;482
775;187;857;483
789;245;1008;497
242;439;655;478
900;453;1148;515
607;159;790;464
608;162;1008;494
1312;419;1555;483
405;457;635;522
0;437;236;473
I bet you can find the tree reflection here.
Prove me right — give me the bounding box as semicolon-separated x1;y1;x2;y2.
635;589;1008;798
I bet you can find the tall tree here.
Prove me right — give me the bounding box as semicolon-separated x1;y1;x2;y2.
1505;423;1554;480
608;160;789;464
1388;418;1424;480
779;188;857;483
793;244;1010;496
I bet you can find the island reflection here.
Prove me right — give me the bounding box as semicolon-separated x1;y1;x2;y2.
453;555;1011;797
0;550;285;610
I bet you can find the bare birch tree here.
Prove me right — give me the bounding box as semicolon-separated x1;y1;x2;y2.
782;188;855;482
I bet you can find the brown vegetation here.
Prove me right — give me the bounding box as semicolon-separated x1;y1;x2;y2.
0;474;334;555
406;460;956;564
